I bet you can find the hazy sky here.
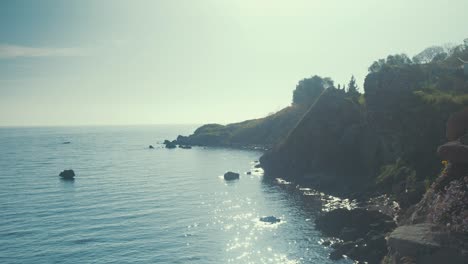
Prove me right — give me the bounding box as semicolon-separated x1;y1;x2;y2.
1;0;467;126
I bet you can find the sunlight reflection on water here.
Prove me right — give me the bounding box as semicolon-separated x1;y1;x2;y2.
0;126;351;264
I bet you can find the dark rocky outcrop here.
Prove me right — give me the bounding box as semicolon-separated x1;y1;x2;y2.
260;88;378;194
446;108;468;140
59;169;75;179
259;216;281;223
315;208;396;238
387;224;468;264
437;141;468;163
149;145;154;149
315;208;396;263
224;172;240;181
163;140;177;149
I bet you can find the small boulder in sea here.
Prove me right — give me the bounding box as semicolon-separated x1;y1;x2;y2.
62;141;71;144
59;169;75;180
246;171;252;175
179;145;192;149
164;141;177;149
224;171;240;181
260;216;281;224
149;145;155;149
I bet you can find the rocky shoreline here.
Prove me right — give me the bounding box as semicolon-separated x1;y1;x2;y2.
168;132;468;264
271;176;399;264
167;42;468;263
163;137;270;151
169;106;468;263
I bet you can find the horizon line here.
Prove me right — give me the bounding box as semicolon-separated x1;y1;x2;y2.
0;123;204;128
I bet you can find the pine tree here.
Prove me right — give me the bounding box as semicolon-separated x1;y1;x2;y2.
347;75;358;94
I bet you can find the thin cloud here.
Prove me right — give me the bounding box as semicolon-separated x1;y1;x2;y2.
0;44;84;59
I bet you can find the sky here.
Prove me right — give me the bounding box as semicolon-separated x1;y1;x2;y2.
1;0;467;126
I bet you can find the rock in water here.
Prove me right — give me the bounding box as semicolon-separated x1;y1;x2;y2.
260;216;281;223
224;171;240;181
59;169;75;179
165;143;176;149
178;145;192;149
149;145;155;149
164;140;177;149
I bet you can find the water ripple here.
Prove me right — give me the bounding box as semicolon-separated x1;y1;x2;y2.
0;126;351;264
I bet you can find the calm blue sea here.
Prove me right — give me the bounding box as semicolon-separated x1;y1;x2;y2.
0;125;350;264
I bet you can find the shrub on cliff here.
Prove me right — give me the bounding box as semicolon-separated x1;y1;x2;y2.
292;75;333;107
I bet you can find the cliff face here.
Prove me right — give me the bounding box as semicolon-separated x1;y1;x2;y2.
385;108;468;264
260;88;380;193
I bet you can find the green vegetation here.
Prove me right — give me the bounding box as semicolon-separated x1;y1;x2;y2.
347;75;359;95
376;159;416;188
292;75;333;106
414;89;468;105
176;104;307;148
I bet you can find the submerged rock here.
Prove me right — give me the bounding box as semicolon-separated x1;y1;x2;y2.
224;171;240;181
62;141;71;144
149;145;155;149
259;216;281;223
59;169;75;179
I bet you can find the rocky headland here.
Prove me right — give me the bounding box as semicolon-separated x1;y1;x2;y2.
171;41;468;263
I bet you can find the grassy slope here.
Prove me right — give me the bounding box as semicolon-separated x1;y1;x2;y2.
176;105;308;148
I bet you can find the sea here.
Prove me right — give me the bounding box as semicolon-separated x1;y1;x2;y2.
0;125;352;264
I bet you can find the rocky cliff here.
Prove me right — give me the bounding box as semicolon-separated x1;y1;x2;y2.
385;108;468;264
260;88;380;194
260;46;468;199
